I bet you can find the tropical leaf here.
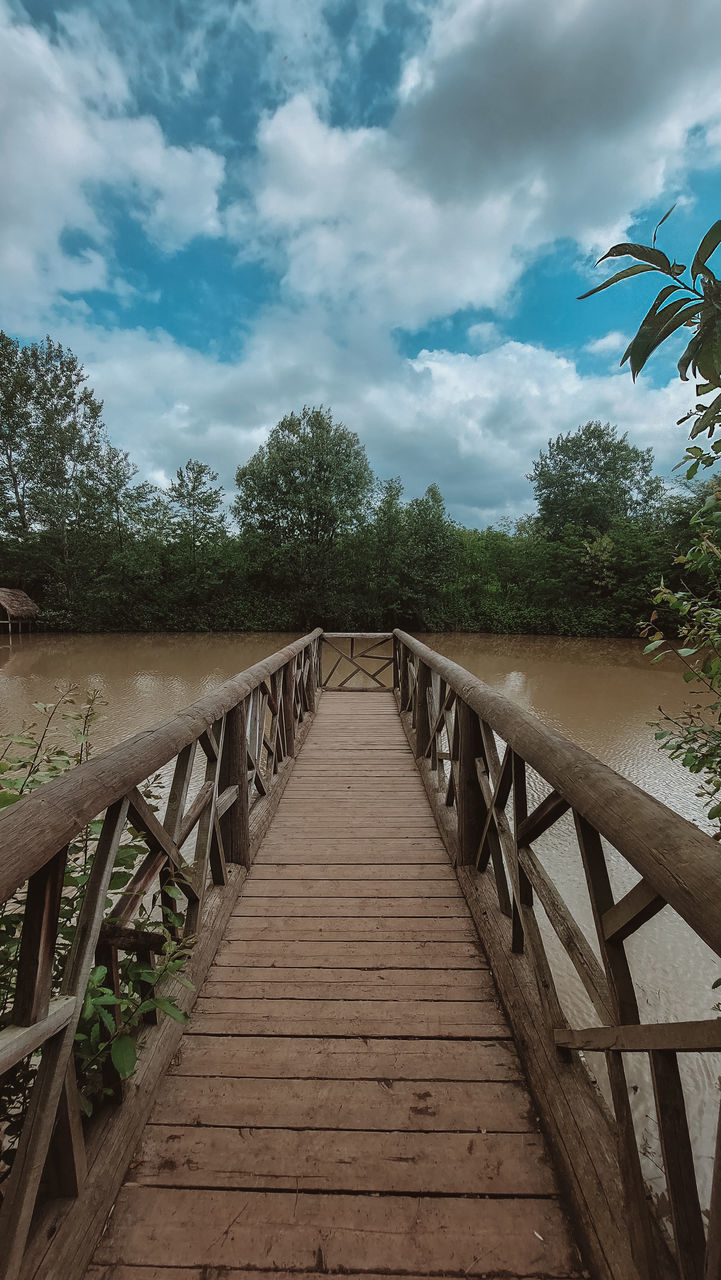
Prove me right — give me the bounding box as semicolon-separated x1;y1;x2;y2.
577;262;656;301
689;391;721;439
691;221;721;282
679;330;705;381
652;204;676;248
598;242;673;273
623;302;703;380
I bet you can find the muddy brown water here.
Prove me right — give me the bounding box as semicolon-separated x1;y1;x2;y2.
1;629;719;1212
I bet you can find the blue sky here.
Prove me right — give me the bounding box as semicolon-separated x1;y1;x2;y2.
2;0;721;526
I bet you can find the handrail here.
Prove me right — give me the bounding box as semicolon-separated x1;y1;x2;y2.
393;628;721;1280
0;628;322;903
394;630;721;958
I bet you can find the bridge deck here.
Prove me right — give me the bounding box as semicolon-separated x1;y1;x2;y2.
87;693;582;1279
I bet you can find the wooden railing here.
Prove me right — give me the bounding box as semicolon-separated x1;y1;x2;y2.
394;630;721;1280
320;631;393;691
0;629;321;1280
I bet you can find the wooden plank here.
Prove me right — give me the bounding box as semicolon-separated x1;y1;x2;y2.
555;1019;721;1052
152;1075;533;1131
93;1188;581;1276
266;822;440;835
602;877;665;944
132;1125;555;1194
255;842;447;863
85;1270;540;1280
213;940;486;968
203;967;495;998
189;997;509;1037
231;897;469;917
172;1034;522;1080
241;878;463;898
224;918;478;941
650;1049;705;1280
517;844;614;1025
0;997;76;1076
12;847;67;1025
250;863;454;879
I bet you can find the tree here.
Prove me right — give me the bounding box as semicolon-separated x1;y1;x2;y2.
169;459;226;572
233;406;375;626
527;420;664;537
233;406;374;546
0;333;105;546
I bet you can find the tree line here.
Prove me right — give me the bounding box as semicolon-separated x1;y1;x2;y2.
0;331;700;636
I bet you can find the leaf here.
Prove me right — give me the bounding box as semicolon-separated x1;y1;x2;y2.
643;639;665;653
679;330;705;381
691;221;721;282
0;792;21;809
689;392;721;439
598;242;673;273
577;262;656;301
624;302;704;380
110;1034;137;1080
153;997;189;1024
96;1005;117;1035
652;203;676;248
163;883;184;901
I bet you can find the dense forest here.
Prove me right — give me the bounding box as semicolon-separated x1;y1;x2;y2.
0;331;701;636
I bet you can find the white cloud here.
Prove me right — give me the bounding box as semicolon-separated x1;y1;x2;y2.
237;94;533;328
584;331;627;357
467;321;501;348
65;315;692;529
227;0;721;333
0;2;225;328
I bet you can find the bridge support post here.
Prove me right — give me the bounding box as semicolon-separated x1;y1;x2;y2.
415;661;431;756
457;700;485;865
282;658;296;757
219;701;250;867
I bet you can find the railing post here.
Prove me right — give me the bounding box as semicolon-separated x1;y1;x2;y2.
282;657;297;758
415;660;431;757
12;847;67;1025
219;700;250;867
305;641;317;713
457;699;485;865
399;642;410;711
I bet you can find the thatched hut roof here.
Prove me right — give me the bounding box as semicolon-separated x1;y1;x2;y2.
0;589;39;620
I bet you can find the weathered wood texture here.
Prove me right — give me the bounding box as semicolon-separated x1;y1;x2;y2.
87;692;584;1280
0;631;323;1280
394;628;720;1280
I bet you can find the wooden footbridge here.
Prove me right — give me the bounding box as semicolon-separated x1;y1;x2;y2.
2;632;721;1280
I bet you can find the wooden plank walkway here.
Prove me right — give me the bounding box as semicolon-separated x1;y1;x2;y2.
86;692;584;1280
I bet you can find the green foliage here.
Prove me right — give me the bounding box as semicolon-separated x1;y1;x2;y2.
0;332;693;638
527;420;664;537
584;212;721;830
0;696;192;1183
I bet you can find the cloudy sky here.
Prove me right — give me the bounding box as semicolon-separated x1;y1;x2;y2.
3;0;721;526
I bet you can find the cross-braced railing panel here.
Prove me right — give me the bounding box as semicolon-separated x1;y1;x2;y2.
321;632;394;691
0;629;321;1280
394;629;721;1280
